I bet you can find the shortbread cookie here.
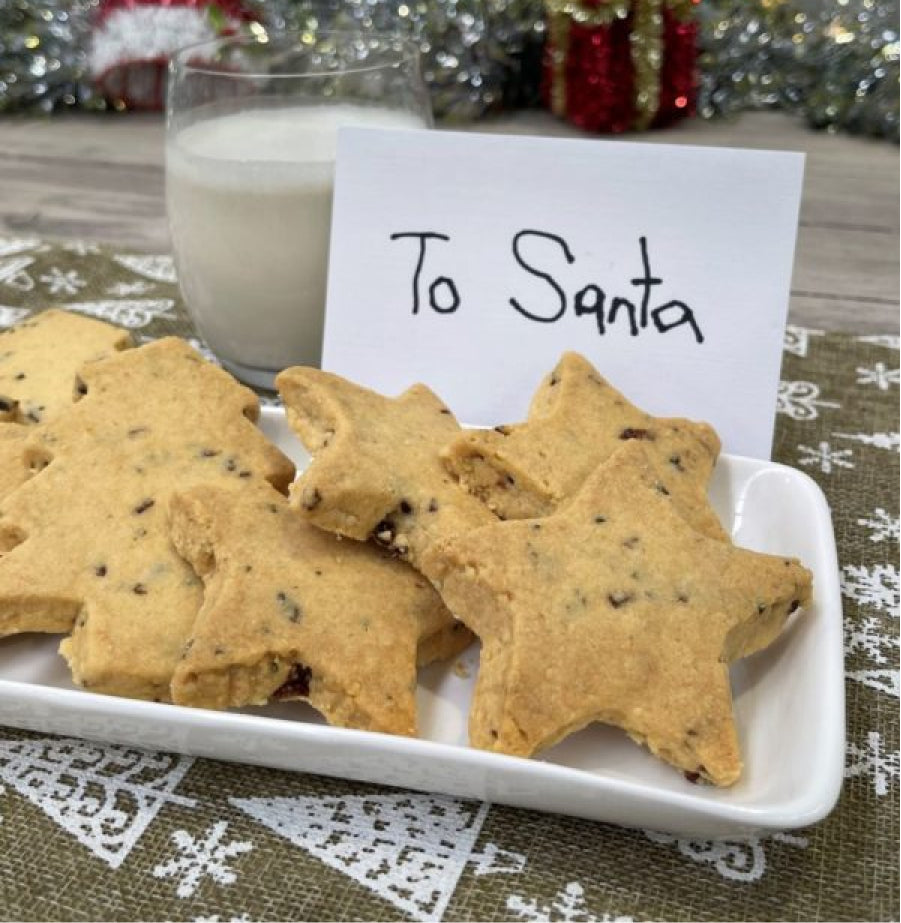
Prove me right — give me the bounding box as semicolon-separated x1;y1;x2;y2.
0;309;132;425
442;352;726;539
169;482;473;734
0;427;36;505
0;309;133;499
424;441;813;786
0;337;295;701
276;367;496;575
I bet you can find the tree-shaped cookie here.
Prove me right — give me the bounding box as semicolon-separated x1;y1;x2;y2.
0;337;295;701
423;441;813;785
0;309;132;500
168;482;473;734
442;352;726;539
276;367;496;575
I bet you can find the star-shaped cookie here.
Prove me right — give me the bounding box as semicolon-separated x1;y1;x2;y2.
0;309;132;500
168;482;473;734
442;352;726;539
0;337;295;700
423;441;813;785
276;367;496;574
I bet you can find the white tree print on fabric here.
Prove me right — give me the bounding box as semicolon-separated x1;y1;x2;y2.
856;363;900;391
470;841;527;876
835;431;901;452
136;334;221;366
106;279;156;297
642;830;808;883
0;256;36;292
0;237;41;257
506;882;633;923
61;240;101;256
797;441;854;473
857;334;900;350
857;508;900;544
783;325;824;357
194;914;252;923
848;666;900;697
846;613;900;665
841;564;900;613
113;253;178;284
39;267;87;296
186;337;221;365
0;306;29;327
0;736;195;868
776;381;840;421
65;299;176;328
153;821;252;898
231;793;499;922
845;732;900;796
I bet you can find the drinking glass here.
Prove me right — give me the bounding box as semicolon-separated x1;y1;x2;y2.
166;32;432;388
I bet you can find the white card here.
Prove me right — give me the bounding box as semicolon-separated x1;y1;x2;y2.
323;128;804;459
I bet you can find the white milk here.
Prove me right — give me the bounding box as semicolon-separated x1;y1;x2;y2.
166;105;425;381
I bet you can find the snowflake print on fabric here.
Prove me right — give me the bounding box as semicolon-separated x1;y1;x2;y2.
0;737;195;868
507;882;632;923
841;564;900;614
642;830;808;882
232;793;492;922
777;381;841;421
844;614;899;697
153;822;252;899
797;441;854;474
857;509;900;544
783;325;824;357
835;431;901;452
65;298;176;328
40;267;87;296
856;363;900;391
0;306;29;327
845;732;899;796
194;915;253;923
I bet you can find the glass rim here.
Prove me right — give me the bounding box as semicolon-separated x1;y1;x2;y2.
169;30;423;80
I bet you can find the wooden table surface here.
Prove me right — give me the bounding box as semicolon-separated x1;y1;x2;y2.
1;109;897;332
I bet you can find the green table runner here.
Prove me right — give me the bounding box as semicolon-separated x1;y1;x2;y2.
0;239;897;922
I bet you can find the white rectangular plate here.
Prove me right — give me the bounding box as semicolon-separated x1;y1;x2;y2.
0;407;845;837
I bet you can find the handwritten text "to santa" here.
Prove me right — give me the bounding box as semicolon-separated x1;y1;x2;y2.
389;230;705;344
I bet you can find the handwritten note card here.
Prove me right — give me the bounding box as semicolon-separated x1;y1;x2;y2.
323;128;804;459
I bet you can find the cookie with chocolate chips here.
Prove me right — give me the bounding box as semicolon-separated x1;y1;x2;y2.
0;309;133;500
0;337;294;701
423;441;813;786
168;481;473;734
276;367;496;578
442;351;727;539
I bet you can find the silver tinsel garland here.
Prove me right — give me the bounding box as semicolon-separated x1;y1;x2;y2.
0;0;897;139
696;0;899;140
0;0;104;112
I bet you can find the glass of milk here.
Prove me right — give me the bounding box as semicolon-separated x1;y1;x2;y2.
166;32;431;387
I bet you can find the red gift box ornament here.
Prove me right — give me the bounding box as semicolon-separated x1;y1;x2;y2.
90;0;254;110
543;0;698;132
